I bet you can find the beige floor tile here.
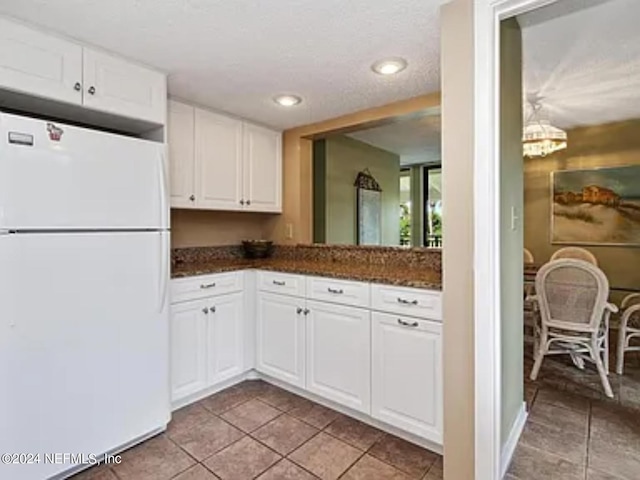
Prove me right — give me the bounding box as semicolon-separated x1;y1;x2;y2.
519;417;587;465
535;387;590;414
324;414;384;451
252;414;319;455
221;398;282;433
289;432;363;480
204;436;281;479
341;454;410;480
173;464;220;480
368;434;439;478
507;444;584;480
168;403;215;438
257;459;319;480
111;434;195;480
589;433;640;480
288;402;340;429
69;464;118;480
168;412;244;461
528;400;589;435
586;468;627;480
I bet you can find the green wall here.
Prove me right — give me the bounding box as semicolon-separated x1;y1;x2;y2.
500;18;525;447
314;135;400;245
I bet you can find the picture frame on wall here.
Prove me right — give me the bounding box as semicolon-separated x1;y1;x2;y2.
354;168;382;245
551;165;640;246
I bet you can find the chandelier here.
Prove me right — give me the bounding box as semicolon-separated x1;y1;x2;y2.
522;102;567;158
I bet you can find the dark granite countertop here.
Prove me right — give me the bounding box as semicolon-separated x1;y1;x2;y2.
171;258;442;290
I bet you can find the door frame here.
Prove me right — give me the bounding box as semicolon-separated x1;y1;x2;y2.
473;1;559;479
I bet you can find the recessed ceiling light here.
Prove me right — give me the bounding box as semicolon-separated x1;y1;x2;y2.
371;57;408;75
273;94;302;107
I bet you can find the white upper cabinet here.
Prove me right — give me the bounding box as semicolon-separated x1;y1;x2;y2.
0;17;166;125
195;108;244;211
0;17;83;105
168;100;196;208
168;100;282;213
82;48;166;125
243;123;282;212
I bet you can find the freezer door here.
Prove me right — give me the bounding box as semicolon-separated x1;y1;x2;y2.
0;232;170;480
0;112;168;230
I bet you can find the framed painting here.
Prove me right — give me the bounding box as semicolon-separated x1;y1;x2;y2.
551;165;640;246
354;168;382;246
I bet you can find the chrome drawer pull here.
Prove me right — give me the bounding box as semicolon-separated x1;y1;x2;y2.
273;280;286;286
327;287;344;294
397;297;418;305
397;319;419;328
200;282;216;289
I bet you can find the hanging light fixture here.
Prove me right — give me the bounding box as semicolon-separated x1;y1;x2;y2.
522;100;567;158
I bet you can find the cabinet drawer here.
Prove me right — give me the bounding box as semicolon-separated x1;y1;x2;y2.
258;271;306;297
171;272;244;304
307;276;370;308
371;284;442;321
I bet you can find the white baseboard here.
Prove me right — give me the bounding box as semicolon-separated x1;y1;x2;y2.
500;402;528;479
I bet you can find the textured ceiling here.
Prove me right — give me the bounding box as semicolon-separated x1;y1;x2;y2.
0;0;442;130
347;113;441;166
520;0;640;129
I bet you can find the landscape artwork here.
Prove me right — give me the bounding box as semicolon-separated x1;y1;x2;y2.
551;166;640;246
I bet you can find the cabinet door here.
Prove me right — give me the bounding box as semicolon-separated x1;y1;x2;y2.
168;100;196;208
82;48;166;124
372;312;443;444
206;292;244;385
306;301;371;413
0;18;82;105
256;292;305;388
243;123;282;212
195;109;243;210
171;301;207;402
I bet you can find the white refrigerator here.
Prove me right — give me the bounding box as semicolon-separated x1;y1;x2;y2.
0;112;171;480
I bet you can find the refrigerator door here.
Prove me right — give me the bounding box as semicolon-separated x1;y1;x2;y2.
0;112;168;230
0;231;170;480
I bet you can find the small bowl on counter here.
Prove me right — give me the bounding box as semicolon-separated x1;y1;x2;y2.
241;240;274;259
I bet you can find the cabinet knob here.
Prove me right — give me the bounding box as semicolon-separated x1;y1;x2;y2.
88;86;96;95
202;307;209;314
296;307;303;315
189;194;195;202
210;306;216;313
246;200;251;206
74;82;82;91
240;199;245;205
303;308;310;315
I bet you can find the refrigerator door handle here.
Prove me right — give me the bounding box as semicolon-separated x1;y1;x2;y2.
158;231;169;313
158;146;169;230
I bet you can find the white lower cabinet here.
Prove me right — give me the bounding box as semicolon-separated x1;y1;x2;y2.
256;292;306;388
170;300;208;401
170;273;245;404
371;312;443;444
206;292;244;385
172;271;443;447
306;301;371;413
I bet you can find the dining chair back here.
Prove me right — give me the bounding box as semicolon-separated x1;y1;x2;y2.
550;246;598;266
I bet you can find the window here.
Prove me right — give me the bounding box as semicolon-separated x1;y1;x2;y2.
399;169;412;246
423;165;442;248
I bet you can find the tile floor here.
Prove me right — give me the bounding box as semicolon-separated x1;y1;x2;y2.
508;352;640;479
71;380;443;480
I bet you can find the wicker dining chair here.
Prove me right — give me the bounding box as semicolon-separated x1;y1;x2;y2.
524;248;535;265
529;259;618;398
616;293;640;375
550;246;598;266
